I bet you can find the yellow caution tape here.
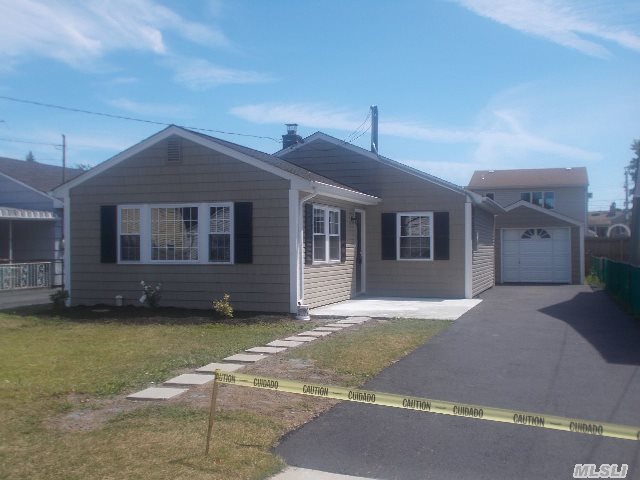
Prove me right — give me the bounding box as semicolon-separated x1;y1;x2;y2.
214;370;640;441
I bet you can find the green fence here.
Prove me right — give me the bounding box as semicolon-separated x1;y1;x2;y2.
591;256;640;316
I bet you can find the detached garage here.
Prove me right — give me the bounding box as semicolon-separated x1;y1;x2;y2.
495;201;584;285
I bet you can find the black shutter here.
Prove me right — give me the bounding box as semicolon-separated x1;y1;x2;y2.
304;203;313;265
340;209;347;263
381;212;397;260
234;202;253;264
100;205;117;263
433;211;450;260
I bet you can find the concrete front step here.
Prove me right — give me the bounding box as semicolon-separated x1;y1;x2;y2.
164;374;215;386
127;387;187;400
196;362;245;374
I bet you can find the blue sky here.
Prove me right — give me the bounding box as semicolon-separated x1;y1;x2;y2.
0;0;639;211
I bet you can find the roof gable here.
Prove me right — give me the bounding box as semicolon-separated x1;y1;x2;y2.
277;132;466;196
468;167;588;189
52;126;379;205
503;200;583;226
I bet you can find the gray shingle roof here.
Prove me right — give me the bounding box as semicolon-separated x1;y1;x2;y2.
0;156;83;193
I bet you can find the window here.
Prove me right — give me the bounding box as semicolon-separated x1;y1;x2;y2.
209;206;231;263
520;191;555;209
397;212;433;260
119;207;140;261
117;203;233;264
521;228;551;239
312;205;341;263
151;206;199;261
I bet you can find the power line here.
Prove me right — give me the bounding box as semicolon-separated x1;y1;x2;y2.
343;111;371;143
0;136;61;147
0;95;281;143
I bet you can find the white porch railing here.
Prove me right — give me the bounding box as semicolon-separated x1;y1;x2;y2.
0;262;51;290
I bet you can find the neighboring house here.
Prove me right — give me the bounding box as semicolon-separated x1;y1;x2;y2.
588;208;630;238
52;125;503;313
467;167;588;285
0;157;81;290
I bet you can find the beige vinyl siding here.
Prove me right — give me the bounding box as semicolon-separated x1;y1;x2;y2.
303;194;358;309
494;206;581;284
472;207;495;296
471;186;587;225
69;137;291;312
282;140;467;298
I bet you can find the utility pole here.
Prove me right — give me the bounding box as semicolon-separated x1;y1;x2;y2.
62;134;66;183
370;105;378;154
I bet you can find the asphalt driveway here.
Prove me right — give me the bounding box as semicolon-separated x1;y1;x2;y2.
276;285;640;480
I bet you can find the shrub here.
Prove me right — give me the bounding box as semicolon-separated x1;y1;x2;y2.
212;293;234;318
50;289;69;309
139;281;162;308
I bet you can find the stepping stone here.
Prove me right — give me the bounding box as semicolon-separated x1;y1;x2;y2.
314;327;343;332
325;323;348;328
339;317;371;324
267;340;303;347
196;362;245;374
223;353;267;363
285;336;316;342
127;387;187;400
164;374;215;386
246;346;287;354
299;331;332;337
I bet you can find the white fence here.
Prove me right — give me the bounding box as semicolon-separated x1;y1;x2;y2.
0;262;51;290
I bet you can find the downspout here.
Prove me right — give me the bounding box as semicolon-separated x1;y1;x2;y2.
464;194;473;299
298;189;318;305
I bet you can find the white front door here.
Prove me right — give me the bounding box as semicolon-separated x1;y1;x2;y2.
502;228;571;283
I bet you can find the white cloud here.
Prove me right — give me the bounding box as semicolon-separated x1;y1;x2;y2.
106;98;192;118
0;0;229;66
453;0;640;57
230;102;600;162
166;57;274;90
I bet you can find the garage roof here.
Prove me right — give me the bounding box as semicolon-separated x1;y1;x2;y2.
468;167;588;189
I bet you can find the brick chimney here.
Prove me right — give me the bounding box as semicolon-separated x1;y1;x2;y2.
282;124;304;149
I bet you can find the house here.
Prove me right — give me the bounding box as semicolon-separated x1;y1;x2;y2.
52;125;503;313
588;207;630;238
467;167;588;284
0;157;81;290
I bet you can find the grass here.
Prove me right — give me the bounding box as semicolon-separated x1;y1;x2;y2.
287;319;452;386
0;309;451;480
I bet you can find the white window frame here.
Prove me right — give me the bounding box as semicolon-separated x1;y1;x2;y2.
312;204;341;265
117;202;234;265
520;191;555;210
396;211;434;261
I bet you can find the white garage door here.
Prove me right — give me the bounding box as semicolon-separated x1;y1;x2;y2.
502;228;571;283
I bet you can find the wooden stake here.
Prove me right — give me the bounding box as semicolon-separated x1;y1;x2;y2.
205;371;220;455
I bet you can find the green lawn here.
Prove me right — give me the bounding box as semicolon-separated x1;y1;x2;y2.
0;309;451;480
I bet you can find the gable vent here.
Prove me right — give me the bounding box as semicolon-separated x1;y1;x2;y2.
167;137;182;163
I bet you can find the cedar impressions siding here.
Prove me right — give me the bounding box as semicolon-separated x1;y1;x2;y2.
471;206;495;296
68;137;291;312
302;194;357;309
281;139;467;298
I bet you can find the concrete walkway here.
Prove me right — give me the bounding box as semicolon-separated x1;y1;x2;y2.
0;288;52;309
270;467;377;480
310;297;481;320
